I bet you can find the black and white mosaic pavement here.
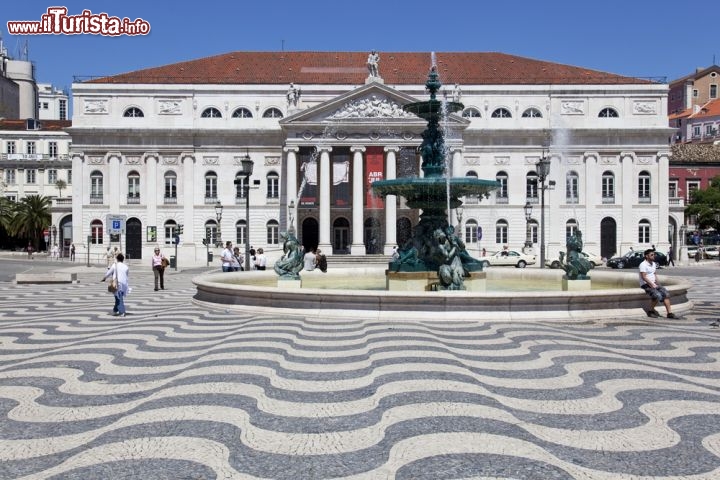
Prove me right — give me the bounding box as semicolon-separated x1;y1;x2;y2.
0;264;718;479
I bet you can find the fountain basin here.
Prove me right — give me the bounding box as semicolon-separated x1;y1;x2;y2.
192;267;692;321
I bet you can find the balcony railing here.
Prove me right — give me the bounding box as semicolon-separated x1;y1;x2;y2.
0;153;70;161
89;194;103;204
566;197;579;204
164;196;177;204
204;196;218;205
602;196;615;204
235;196;247;205
53;197;72;206
127;195;141;204
638;197;651;204
669;197;684;206
495;196;509;204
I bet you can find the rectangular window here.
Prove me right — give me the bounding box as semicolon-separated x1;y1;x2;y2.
164;225;177;245
638;175;651;202
48;141;58;158
669;180;678;198
268;174;280;199
566;174;579;203
711;84;718;99
530;223;538;244
205;175;217;199
26;169;36;184
693;89;699;98
638;224;650;244
497;175;508;198
5;169;16;184
59;99;67;120
205;225;218;246
26;141;36;154
67;169;72;184
602;175;615;202
165;176;177;198
48;169;58;184
686;180;700;201
526;177;538;203
91;223;103;244
693;125;701;138
465;224;478;244
496;224;508;244
267;224;279;245
236;224;247;245
6;141;16;154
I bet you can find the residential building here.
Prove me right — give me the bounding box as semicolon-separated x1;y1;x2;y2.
668;65;720;116
69;51;673;265
37;83;69;121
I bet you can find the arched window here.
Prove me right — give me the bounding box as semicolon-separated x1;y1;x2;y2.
164;220;177;245
638;219;651;244
205;220;219;246
263;108;283;118
266;172;279;198
164;171;177;202
462;108;481;118
201;107;222;118
205;171;218;202
521;108;542;118
266;220;279;245
235;172;248;199
598;107;619;118
127;171;140;203
90;170;103;204
465;219;479;244
566;171;579;204
496;219;508;244
90;219;103;244
123;107;144;117
491;108;512;118
529;220;539;244
526;172;538;203
602;171;615;203
638;170;651;203
232;107;253;118
566;219;578;240
236;220;247;245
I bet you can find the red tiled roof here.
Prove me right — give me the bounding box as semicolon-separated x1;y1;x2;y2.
0;119;71;131
669;108;692;120
689;99;720;119
86;51;654;86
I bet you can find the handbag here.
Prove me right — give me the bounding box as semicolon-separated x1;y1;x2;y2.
107;267;118;293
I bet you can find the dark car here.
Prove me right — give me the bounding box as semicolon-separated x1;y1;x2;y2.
606;250;668;269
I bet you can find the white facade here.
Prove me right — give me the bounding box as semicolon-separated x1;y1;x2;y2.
69;54;673;266
37;83;69;121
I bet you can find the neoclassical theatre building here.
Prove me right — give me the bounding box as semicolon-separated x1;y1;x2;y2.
69;51;675;265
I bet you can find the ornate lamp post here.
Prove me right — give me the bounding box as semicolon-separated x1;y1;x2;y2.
214;201;223;247
536;155;551;269
523;202;533;253
235;154;254;271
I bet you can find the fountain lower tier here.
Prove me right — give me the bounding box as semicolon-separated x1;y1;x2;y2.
193;268;693;321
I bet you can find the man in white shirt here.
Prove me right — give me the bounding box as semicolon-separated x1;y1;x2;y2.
303;248;316;271
220;241;234;272
639;248;675;319
101;253;130;317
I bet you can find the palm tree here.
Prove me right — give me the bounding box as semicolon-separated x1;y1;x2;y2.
9;195;51;250
55;179;67;198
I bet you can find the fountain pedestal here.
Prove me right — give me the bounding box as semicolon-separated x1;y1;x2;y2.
562;277;591;291
279;279;302;289
387;271;486;292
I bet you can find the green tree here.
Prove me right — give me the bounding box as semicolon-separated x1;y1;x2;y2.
55;179;67;198
685;175;720;230
8;195;51;249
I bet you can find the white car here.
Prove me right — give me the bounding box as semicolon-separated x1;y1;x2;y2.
480;250;536;268
546;251;604;269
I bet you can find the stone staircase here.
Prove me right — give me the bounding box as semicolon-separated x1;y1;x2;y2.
326;255;391;266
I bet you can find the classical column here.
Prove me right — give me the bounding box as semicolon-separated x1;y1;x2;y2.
318;146;332;253
71;152;84;251
181;153;195;244
657;151;671;253
583;152;599;253
106;151;122;214
284;146;299;231
144;152;159;233
620;152;635;254
383;146;399;254
350;146;366;255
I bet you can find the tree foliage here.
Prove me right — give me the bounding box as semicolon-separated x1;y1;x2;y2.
6;195;51;249
685;175;720;230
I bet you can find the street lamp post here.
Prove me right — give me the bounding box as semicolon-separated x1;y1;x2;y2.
536;155;551;269
523;202;533;253
235;153;254;271
214;201;223;247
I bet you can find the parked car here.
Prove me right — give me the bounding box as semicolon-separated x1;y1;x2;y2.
606;250;668;269
687;246;719;259
546;251;604;269
480;250;536;268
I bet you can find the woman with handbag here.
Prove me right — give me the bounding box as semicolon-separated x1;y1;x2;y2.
151;247;168;291
101;253;130;316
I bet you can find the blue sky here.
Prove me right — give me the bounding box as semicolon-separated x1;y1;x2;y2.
2;0;718;93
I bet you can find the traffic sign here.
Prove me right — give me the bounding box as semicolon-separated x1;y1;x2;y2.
106;214;127;235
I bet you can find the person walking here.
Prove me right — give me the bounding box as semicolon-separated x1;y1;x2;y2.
255;248;267;270
639;248;675;319
70;243;76;262
106;247;114;267
667;245;675;267
151;247;167;291
101;253;130;317
220;241;234;272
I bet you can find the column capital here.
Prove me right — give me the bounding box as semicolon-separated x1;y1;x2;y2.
105;151;122;163
283;145;300;153
384;146;401;153
71;152;84;161
620;151;636;162
350;146;366;153
180;151;196;163
317;146;333;154
656;151;671;160
449;145;465;154
583;151;599;161
143;152;160;164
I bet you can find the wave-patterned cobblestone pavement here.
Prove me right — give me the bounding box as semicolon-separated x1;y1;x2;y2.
0;270;718;479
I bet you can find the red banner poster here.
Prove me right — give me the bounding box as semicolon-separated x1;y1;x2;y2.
365;147;384;209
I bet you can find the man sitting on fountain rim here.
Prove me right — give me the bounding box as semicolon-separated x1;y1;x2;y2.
638;248;675;319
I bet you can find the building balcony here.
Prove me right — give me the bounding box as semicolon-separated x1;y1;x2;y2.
89;194;103;204
235;196;248;205
601;196;615;204
204;196;218;205
127;195;141;204
164;196;177;205
566;197;579;204
0;153;70;161
669;197;685;207
638;197;651;204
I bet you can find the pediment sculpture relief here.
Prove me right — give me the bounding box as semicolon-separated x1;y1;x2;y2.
329;95;414;119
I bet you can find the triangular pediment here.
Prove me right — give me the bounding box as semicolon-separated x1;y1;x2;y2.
280;81;468;128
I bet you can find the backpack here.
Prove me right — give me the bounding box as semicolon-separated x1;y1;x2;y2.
318;254;328;273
